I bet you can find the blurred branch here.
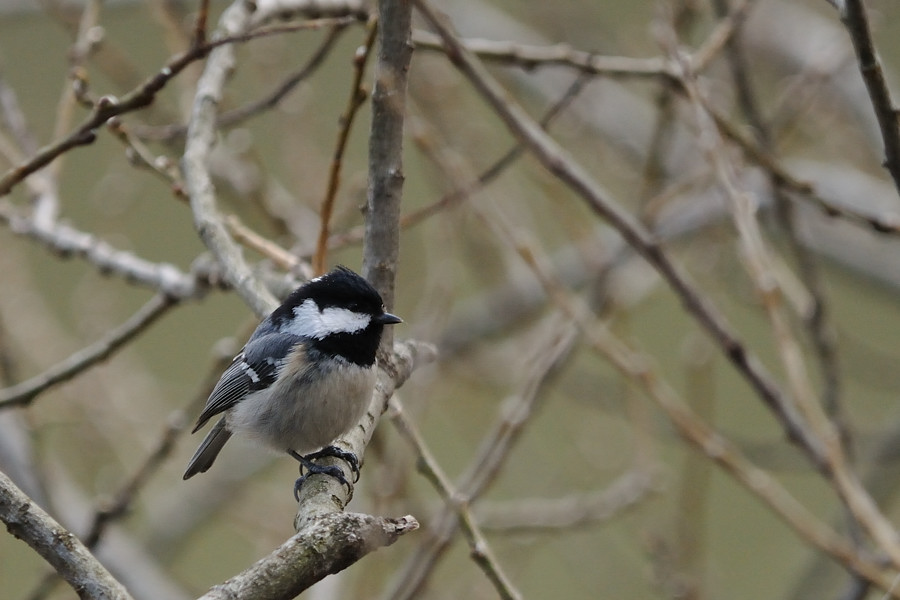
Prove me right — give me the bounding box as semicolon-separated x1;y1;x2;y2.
0;200;207;297
134;23;352;142
669;33;900;571
26;413;188;600
391;401;523;600
0;293;177;409
313;20;378;275
183;0;280;317
414;12;900;240
226;214;314;276
476;468;659;533
413;0;829;473
835;0;900;197
328;70;589;251
385;320;576;600
0;471;133;600
480;187;900;596
0;15;358;200
412;30;670;78
412;0;754;81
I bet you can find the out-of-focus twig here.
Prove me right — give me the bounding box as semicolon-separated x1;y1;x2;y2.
414;0;829;473
0;293;177;409
391;401;523;600
666;29;900;571
386;321;577;600
475;469;659;532
0;200;205;297
134;24;353;143
835;0;900;197
0;16;357;199
313;20;378;274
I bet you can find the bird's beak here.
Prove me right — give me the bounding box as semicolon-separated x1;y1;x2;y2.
375;312;402;325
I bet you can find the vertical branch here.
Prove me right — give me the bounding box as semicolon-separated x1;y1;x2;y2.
183;0;277;317
838;0;900;197
362;0;413;324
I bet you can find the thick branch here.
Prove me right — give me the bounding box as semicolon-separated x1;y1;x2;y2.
0;471;133;600
198;512;418;600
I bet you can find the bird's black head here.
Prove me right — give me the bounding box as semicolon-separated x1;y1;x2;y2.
272;266;401;366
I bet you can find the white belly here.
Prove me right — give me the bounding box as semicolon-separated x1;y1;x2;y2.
226;359;375;455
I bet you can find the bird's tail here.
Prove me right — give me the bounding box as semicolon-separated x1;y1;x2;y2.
183;418;232;480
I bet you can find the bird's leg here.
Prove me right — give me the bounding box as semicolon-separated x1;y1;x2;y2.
288;448;355;501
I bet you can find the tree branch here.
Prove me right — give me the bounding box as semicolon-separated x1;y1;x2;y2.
362;0;413;319
197;511;417;600
837;0;900;197
0;471;133;600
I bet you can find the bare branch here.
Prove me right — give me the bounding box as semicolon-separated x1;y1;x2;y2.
313;20;378;274
198;512;418;600
0;471;133;600
412;0;828;472
0;201;205;297
362;0;414;316
0;293;177;409
836;0;900;197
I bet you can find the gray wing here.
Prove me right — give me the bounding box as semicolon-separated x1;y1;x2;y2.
190;333;304;432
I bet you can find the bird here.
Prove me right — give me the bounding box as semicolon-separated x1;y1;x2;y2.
183;265;401;499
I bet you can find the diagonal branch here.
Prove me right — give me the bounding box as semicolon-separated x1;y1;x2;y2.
0;293;176;409
0;471;133;600
412;0;828;472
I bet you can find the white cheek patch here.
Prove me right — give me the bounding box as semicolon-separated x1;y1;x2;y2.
283;298;371;339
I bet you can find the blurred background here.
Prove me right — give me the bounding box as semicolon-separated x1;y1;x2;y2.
2;0;900;598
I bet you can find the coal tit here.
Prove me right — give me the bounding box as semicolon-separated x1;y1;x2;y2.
183;266;401;498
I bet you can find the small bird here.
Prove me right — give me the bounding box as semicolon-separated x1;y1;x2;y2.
183;266;401;498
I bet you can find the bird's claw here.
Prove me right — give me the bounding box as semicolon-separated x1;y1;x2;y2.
289;447;358;500
304;445;360;482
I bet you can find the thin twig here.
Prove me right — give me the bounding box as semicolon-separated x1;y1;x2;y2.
0;293;177;408
134;24;352;142
412;30;670;79
391;402;523;600
837;0;900;197
413;0;829;473
668;32;900;571
327;71;591;250
226;214;312;275
313;20;378;274
475;468;659;533
0;17;357;199
386;322;576;600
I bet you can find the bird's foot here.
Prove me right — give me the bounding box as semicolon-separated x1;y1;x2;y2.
304;445;360;482
289;448;357;501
